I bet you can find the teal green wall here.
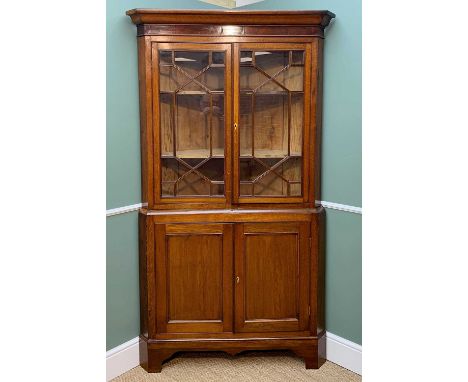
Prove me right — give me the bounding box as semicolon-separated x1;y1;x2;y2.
242;0;362;207
106;0;224;210
106;212;140;350
107;0;361;350
325;209;362;344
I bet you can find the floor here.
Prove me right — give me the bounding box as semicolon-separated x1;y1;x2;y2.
112;351;361;381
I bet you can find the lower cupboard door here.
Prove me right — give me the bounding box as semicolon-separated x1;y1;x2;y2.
234;222;310;333
155;223;233;334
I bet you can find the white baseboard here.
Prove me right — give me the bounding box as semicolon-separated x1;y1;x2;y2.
106;337;140;381
326;332;362;375
105;332;361;380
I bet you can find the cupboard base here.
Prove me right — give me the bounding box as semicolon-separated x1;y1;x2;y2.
139;335;326;373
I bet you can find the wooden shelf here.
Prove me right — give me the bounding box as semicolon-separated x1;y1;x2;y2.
162;148;225;158
160;90;224;96
240;149;302;158
161;91;302;96
240;90;304;95
161;149;301;159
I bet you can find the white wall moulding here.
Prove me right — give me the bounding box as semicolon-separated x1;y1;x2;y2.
199;0;265;9
319;201;362;214
106;201;362;217
106;203;143;217
105;332;361;380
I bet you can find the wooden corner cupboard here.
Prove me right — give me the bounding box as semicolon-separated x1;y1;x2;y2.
127;9;335;373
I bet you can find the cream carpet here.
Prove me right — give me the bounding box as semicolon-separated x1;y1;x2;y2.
112;351;361;381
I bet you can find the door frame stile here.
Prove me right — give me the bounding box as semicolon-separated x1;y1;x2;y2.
232;43;240;204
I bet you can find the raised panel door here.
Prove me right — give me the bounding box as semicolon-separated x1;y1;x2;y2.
155;223;233;333
234;222;310;332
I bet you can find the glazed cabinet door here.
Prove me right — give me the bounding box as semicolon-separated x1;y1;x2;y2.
154;43;232;205
234;222;310;332
155;223;233;333
233;43;312;204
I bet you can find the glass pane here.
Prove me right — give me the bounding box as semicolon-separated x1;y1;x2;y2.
239;157;302;197
211;183;224;196
238;49;305;198
175;51;209;75
178;78;207;93
199;67;225;92
240;158;269;183
176;94;209;158
211;94;225;156
160;50;172;65
212;52;225;65
177;172;210;196
161;158;188;197
160;66;185;92
159;49;225;198
160;93;174;156
240;183;253;196
274;67;303;91
291;93;304;156
198;158;225;181
240;66;273;92
254;170;287;196
282;157;302;190
255;51;289;77
254;94;288;157
292;51;304;65
240;51;253;64
239;94;252;156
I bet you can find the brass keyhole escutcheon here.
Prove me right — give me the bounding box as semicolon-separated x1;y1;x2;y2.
236;276;240;284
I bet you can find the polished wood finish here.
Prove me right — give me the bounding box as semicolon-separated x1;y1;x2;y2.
138;214;149;338
138;209;326;371
155;223;233;334
140;334;326;372
127;9;335;27
137;36;154;207
310;38;324;206
128;9;333;373
234;222;310;333
137;24;326;38
146;35;326;44
144;208;318;223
